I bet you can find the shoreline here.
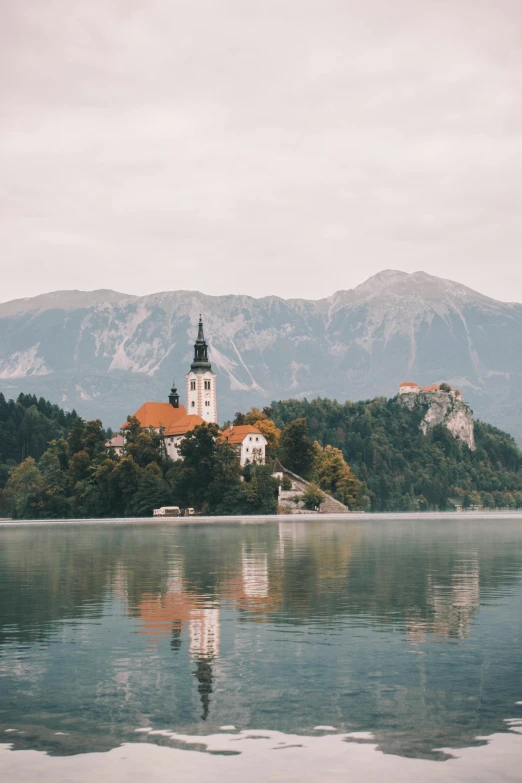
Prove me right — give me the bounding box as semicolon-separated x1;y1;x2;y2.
1;510;522;527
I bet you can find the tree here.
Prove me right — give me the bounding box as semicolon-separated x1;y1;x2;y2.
37;443;70;518
439;382;452;393
301;483;325;510
312;442;364;508
123;416;165;468
177;423;220;508
111;456;141;515
128;463;172;517
69;450;91;484
279;418;315;478
213;464;278;515
205;440;243;511
3;458;44;519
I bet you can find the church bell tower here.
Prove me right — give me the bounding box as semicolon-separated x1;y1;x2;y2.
186;316;217;423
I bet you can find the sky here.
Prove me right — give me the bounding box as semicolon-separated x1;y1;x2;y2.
1;0;522;304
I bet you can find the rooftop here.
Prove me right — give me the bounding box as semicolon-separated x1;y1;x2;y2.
123;401;205;435
221;424;263;444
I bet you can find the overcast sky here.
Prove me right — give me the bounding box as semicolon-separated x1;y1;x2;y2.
1;0;522;303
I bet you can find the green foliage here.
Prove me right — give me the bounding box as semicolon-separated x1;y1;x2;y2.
312;442;366;509
127;463;172;517
281;475;292;491
0;392;78;486
271;397;522;511
3;457;44;519
279;418;315;478
2;402;279;519
301;483;325;510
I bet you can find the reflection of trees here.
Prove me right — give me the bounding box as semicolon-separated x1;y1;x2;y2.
2;520;522;759
2;522;522;647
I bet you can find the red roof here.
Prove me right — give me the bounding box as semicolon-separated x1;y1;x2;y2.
400;381;419;387
221;424;263;445
422;384;439;392
123;402;205;436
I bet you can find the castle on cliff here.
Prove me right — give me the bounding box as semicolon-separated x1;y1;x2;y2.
399;381;462;399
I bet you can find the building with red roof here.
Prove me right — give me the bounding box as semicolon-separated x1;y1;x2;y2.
119;319;215;460
399;381;420;395
117;317;265;464
221;424;268;466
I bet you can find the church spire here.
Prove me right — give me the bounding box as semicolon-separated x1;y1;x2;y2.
190;315;212;373
197;314;205;342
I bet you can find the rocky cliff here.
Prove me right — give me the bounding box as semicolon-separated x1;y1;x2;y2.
399;391;476;450
1;270;521;442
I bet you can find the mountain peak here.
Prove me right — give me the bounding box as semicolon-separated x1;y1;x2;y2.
0;289;134;317
332;269;492;306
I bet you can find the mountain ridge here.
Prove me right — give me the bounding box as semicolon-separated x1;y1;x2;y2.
2;270;517;315
1;270;521;442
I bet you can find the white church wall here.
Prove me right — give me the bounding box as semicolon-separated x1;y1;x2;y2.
186;370;217;423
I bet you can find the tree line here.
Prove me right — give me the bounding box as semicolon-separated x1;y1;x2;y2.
269;396;522;511
3;391;522;518
1;414;280;519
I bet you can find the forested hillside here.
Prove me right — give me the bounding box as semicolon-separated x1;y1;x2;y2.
270;397;522;511
2;391;522;518
0;393;78;490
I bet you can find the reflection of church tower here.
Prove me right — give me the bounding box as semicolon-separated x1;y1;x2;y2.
190;605;220;721
242;547;269;598
186;316;217;423
194;658;214;721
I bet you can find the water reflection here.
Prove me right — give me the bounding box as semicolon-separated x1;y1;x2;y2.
0;519;522;761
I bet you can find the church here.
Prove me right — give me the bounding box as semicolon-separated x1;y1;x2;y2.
121;317;267;464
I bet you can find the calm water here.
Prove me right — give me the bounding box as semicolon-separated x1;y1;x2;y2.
1;517;522;782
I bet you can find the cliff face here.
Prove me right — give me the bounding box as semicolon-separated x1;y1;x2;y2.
400;391;476;450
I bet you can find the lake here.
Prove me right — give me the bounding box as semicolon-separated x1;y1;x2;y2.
1;516;522;782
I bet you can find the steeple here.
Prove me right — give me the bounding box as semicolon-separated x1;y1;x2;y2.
190;315;212;373
168;381;179;408
186;313;217;423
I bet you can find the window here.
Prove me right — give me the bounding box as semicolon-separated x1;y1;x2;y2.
205;401;210;407
190;380;196;391
249;437;252;442
191;401;195;407
255;437;258;442
204;380;211;390
245;447;249;453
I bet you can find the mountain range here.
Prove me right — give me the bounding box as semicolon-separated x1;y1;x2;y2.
1;270;521;442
